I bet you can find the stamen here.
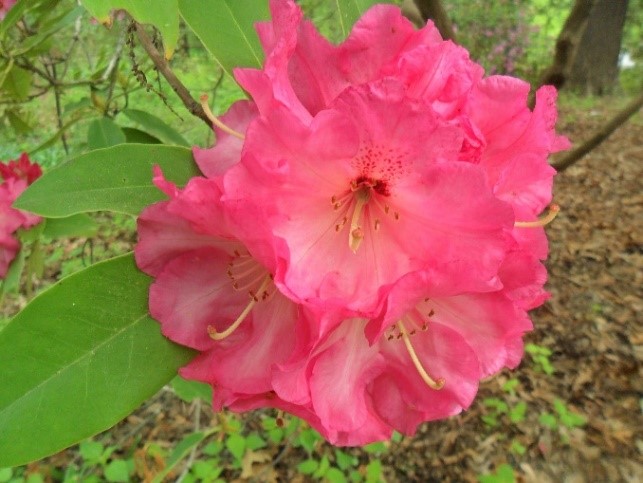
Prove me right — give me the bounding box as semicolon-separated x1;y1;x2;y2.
200;94;245;140
515;204;560;228
349;189;371;253
397;320;445;390
207;276;271;340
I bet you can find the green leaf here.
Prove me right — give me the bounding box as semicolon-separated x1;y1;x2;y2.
509;401;527;423
80;0;179;58
509;440;526;456
363;441;386;454
297;459;318;475
334;450;356;470
42;214;99;239
245;433;266;451
225;433;246;461
152;430;216;483
104;459;131;483
0;254;195;467
79;440;105;463
0;248;25;297
5;109;32;135
325;467;348;483
538;412;558;430
365;459;382;483
0;467;13;483
122;127;161;145
333;0;387;39
312;455;330;479
178;0;270;76
122;109;189;147
15;144;200;217
0;66;32;101
87;118;127;150
170;375;213;403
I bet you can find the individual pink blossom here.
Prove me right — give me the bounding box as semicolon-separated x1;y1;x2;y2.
135;167;321;408
138;0;569;446
0;153;42;278
0;0;16;20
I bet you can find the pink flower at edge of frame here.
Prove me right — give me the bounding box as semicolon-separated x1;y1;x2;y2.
0;153;43;278
0;0;17;20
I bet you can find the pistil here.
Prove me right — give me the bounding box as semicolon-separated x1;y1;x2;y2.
397;320;445;390
200;94;246;140
207;275;272;340
349;187;372;253
515;204;560;228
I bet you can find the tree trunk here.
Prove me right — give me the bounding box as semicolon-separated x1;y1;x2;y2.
568;0;628;94
538;0;596;90
412;0;457;42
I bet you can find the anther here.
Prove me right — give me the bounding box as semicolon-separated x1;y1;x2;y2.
200;94;245;140
515;204;560;228
428;309;435;317
397;320;445;390
374;219;381;231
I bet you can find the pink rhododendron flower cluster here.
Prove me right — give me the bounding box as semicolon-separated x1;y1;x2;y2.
0;0;16;20
0;153;42;277
135;0;569;446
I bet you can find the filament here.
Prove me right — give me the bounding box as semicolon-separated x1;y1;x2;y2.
515;204;560;228
207;275;271;340
200;94;245;140
397;320;445;390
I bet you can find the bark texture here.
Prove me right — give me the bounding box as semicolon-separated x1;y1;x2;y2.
412;0;457;41
538;0;596;90
568;0;628;94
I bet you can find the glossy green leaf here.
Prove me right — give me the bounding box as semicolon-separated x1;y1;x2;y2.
0;254;195;467
122;109;189;146
170;375;213;403
334;0;389;38
122;127;162;145
80;0;179;58
15;144;200;217
87;118;127;150
178;0;270;76
42;214;99;239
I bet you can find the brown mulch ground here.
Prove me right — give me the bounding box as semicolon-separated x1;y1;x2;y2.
9;95;643;482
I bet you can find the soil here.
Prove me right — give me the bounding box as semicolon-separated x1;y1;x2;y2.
8;96;643;482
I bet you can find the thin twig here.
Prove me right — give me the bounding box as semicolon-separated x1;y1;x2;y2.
133;22;211;127
553;91;643;172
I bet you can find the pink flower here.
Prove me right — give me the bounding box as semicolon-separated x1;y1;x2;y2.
0;0;16;20
138;0;569;446
135;167;322;408
0;153;42;278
